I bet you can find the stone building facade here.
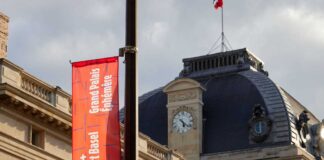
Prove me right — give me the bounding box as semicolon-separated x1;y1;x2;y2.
0;58;184;160
0;12;72;159
0;58;72;159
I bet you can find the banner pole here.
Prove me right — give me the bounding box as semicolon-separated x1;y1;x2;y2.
124;0;138;159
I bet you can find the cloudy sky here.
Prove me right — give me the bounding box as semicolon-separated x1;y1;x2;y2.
1;0;324;119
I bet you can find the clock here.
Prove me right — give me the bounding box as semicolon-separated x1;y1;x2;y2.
172;111;193;133
253;120;267;135
249;104;272;143
249;118;272;143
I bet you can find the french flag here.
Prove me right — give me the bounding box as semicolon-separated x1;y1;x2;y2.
213;0;223;10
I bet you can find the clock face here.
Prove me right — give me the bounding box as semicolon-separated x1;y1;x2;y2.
172;111;193;133
254;121;266;135
249;118;272;143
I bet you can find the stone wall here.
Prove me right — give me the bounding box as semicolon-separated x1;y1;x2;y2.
0;150;21;160
45;133;71;160
0;111;29;142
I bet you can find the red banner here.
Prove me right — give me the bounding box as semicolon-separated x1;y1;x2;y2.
72;57;120;160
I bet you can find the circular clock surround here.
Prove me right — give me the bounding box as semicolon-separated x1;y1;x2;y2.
249;104;272;143
250;118;272;143
172;111;193;134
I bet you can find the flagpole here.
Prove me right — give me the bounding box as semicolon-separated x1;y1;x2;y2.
221;7;224;52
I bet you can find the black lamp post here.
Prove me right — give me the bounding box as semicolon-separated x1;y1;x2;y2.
120;0;138;159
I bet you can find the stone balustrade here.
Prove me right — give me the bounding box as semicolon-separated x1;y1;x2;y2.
120;124;184;160
21;76;53;102
0;58;71;115
147;140;169;159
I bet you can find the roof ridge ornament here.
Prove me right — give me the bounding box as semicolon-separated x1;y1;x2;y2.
296;111;324;159
296;110;310;148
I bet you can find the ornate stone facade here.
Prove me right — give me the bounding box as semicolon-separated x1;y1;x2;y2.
0;12;8;58
168;90;198;103
0;58;72;159
0;58;185;160
164;78;205;160
0;13;72;159
0;11;184;160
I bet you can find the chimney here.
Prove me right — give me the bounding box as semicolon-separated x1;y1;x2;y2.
0;12;9;59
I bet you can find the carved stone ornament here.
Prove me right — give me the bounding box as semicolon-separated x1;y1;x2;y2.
308;122;323;160
248;104;272;143
295;110;310;148
168;90;197;103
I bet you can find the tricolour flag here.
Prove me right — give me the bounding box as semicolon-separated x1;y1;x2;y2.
213;0;223;10
72;57;121;160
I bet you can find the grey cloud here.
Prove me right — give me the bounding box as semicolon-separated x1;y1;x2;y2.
1;1;324;119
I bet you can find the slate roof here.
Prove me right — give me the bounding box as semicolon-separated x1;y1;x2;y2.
120;48;320;154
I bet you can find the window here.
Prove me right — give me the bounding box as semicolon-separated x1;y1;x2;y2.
30;126;44;148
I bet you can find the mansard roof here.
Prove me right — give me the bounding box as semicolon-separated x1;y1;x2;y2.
135;48;320;154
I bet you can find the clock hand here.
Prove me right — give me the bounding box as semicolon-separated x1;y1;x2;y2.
180;119;186;127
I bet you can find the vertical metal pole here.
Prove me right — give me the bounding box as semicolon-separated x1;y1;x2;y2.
221;7;224;52
124;0;138;159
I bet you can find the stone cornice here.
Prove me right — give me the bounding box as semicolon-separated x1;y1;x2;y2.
0;58;72;114
0;58;61;92
163;78;206;93
0;83;71;134
0;58;23;71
